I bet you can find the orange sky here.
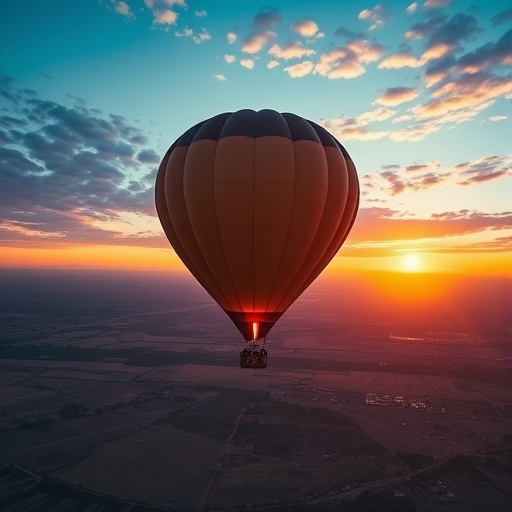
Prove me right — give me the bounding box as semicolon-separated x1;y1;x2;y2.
1;244;510;276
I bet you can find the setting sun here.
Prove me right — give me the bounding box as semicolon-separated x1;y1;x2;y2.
402;254;421;272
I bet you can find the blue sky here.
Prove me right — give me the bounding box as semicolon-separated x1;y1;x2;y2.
0;0;511;272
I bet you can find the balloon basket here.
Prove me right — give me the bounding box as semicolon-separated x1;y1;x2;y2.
240;344;268;369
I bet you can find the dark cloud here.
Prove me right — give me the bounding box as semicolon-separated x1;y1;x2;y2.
380;171;406;195
406;13;479;50
425;27;512;85
427;13;479;48
0;74;161;247
491;7;512;26
406;15;444;40
137;148;160;164
252;7;282;30
406;164;430;172
456;28;512;73
335;27;366;40
457;156;511;185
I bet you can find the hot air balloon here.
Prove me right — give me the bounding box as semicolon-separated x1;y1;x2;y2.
155;109;359;367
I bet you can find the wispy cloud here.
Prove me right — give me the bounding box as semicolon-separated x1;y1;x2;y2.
406;3;417;14
415;74;512;119
175;27;211;44
423;0;451;9
112;1;135;19
320;116;388;141
376;87;419;106
313;40;384;79
284;61;314;78
363;155;512;197
268;42;315;60
358;4;390;31
342;205;512;258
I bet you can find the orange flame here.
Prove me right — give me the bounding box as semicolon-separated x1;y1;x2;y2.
252;322;259;341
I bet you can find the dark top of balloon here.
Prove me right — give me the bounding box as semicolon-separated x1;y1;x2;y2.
173;109;349;157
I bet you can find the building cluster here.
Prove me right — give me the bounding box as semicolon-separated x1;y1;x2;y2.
365;392;510;417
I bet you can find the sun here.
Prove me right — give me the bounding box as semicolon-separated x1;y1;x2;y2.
402;254;421;272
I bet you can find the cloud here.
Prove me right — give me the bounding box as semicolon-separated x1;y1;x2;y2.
406;2;417;14
290;20;323;38
378;52;422;69
192;28;211;44
0;74;160;247
363;155;512;197
455;156;512;186
423;29;512;87
320;116;388;141
227;32;237;44
358;4;389;31
405;17;440;40
454;29;512;75
423;0;451;8
406;161;442;173
137;149;160;163
489;115;507;122
251;7;282;31
175;27;192;37
357;107;395;125
491;7;512;26
375;87;419;106
195;10;207;17
240;58;255;70
267;60;279;69
379;43;454;70
348;206;512;247
213;74;226;81
241;31;276;54
224;54;235;64
142;0;188;28
112;1;135;19
334;27;366;40
174;26;211;44
144;0;186;7
153;9;178;26
268;42;316;60
406;12;478;61
314;40;384;79
427;13;478;48
415;74;512;119
388;122;441;142
283;61;314;78
421;43;454;62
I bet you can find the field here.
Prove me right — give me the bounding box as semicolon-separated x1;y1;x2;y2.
1;269;511;511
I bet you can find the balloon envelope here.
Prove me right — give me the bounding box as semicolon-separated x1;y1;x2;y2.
155;109;359;341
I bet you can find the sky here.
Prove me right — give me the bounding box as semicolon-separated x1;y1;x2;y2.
0;0;511;275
